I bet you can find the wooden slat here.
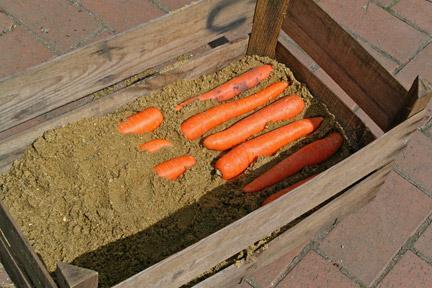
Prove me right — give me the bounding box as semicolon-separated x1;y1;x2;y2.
114;108;426;288
246;0;290;57
0;0;255;132
195;165;391;287
405;77;432;119
282;0;408;131
0;236;32;288
0;38;248;173
56;262;98;288
0;203;57;288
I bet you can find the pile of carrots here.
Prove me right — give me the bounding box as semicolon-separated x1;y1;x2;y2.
117;64;344;205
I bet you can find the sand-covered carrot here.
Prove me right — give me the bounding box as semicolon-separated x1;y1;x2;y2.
243;132;343;192
261;174;317;206
118;107;163;134
181;82;288;140
203;95;305;151
175;64;273;110
139;139;173;153
154;155;196;180
215;117;323;180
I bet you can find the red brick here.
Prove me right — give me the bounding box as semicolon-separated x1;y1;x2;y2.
86;30;115;45
319;171;432;285
318;0;427;63
0;26;54;80
416;224;432;259
160;0;194;10
0;11;14;33
395;131;432;194
279;251;357;288
396;43;432;89
378;251;432;288
80;0;165;33
393;0;432;35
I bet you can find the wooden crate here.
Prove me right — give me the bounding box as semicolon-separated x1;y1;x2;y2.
0;0;430;287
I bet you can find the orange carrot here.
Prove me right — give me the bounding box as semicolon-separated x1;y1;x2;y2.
243;132;343;193
261;175;317;206
118;107;163;134
154;155;196;180
175;64;273;110
181;82;288;140
203;95;304;151
138;139;173;153
215;117;323;180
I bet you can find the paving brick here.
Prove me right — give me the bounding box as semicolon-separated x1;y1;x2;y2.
279;251;357;288
0;26;54;80
395;42;432;89
393;0;432;35
318;0;428;64
85;30;115;45
378;251;432;288
416;224;432;259
160;0;194;11
80;0;165;33
395;131;432;194
319;171;432;286
1;0;101;53
0;11;14;33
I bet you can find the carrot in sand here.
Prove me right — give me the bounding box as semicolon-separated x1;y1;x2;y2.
243;132;343;193
175;64;273;110
154;155;196;180
181;82;288;140
139;139;173;153
203;95;305;151
118;107;163;134
215;117;323;180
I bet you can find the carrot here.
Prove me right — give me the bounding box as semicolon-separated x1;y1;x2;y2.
154;155;196;180
181;82;288;140
215;117;323;180
175;64;273;110
243;132;343;193
203;95;304;151
261;175;317;206
138;139;173;153
118;107;163;134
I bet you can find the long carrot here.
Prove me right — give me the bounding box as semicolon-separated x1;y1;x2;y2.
215;117;323;180
180;82;288;140
261;174;317;206
139;139;173;153
175;64;273;110
154;155;196;180
118;107;163;134
243;132;343;193
203;95;304;151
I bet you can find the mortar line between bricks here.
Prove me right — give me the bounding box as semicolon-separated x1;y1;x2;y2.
150;0;171;13
410;246;432;266
69;0;116;33
394;39;432;75
371;214;432;287
393;166;432;198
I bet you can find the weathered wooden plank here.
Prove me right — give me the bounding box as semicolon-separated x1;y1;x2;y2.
0;236;33;288
0;38;248;173
283;0;407;131
247;0;290;57
276;32;375;148
56;262;98;288
194;165;391;287
0;0;255;132
0;203;57;288
405;77;432;119
114;108;425;288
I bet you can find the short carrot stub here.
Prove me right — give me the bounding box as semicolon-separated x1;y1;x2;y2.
154;155;196;181
118;107;163;134
138;139;173;153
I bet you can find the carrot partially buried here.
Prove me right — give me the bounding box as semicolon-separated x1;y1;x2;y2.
243;132;343;193
118;107;163;134
215;117;323;180
181;82;288;140
175;64;273;110
261;174;317;206
139;139;173;153
154;155;196;180
203;95;305;151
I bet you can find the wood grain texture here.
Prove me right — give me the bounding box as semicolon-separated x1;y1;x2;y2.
0;38;248;173
247;0;290;57
0;0;255;132
56;262;98;288
282;0;407;131
114;110;425;288
0;203;57;288
405;77;432;119
194;165;391;287
0;236;32;288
